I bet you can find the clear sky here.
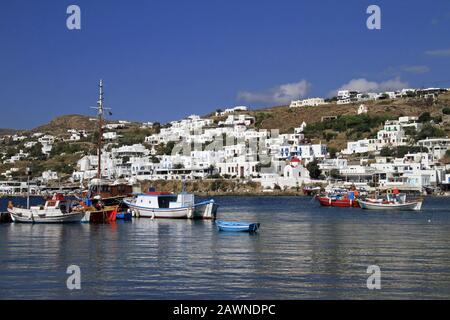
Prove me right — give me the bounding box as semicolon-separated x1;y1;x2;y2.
1;0;449;129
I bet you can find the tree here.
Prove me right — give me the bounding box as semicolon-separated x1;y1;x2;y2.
306;160;322;179
173;163;184;169
442;107;450;115
328;147;337;159
28;142;46;160
418;112;431;123
416;123;446;140
329;169;341;179
380;146;394;157
164;141;176;155
150;156;160;163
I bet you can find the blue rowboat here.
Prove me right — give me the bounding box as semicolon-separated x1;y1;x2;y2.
216;220;260;232
116;211;132;220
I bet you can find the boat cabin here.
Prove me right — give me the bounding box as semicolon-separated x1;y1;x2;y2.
86;179;133;199
136;192;194;209
37;193;81;213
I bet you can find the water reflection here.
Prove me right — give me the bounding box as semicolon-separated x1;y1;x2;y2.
1;196;450;299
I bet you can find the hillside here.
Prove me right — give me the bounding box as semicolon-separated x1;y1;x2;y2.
242;92;450;150
32;114;99;135
0;128;19;136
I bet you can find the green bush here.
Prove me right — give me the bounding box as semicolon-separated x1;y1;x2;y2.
380;145;428;157
255;112;273;128
306;160;322;179
50;142;86;157
118;128;152;146
416;123;446;140
304;114;393;135
442;107;450;115
418;112;431;123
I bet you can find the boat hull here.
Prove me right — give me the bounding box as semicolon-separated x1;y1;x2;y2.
359;200;422;211
126;200;218;219
216;221;260;232
0;212;12;223
82;206;118;223
317;197;359;208
7;208;85;223
116;212;132;220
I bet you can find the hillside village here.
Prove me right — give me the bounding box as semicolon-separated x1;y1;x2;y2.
1;87;450;195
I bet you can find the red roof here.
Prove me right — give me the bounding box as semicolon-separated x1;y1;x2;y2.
290;157;300;162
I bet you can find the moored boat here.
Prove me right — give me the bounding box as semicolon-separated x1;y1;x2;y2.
0;211;12;223
303;186;321;196
216;220;260;232
317;191;360;208
80;178;133;207
359;194;423;211
7;193;85;223
116;210;132;220
80;196;118;223
124;191;218;219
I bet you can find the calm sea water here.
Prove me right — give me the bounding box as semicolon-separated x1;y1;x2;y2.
1;195;450;300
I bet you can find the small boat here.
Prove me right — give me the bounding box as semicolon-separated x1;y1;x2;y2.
0;212;12;223
216;220;260;232
359;194;423;211
81;202;118;223
7;193;85;224
124;191;218;219
316;191;360;208
303;186;321;196
116;210;132;221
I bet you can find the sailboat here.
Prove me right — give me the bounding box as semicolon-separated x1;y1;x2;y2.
79;80;130;223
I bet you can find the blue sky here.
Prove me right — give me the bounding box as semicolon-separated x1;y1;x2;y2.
1;0;449;129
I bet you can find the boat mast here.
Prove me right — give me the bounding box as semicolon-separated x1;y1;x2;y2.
97;80;104;179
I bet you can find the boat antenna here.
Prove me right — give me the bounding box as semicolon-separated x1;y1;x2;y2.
90;79;111;180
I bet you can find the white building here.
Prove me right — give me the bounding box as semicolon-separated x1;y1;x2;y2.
337;90;358;104
216;106;248;116
289;98;326;108
417;138;450;159
42;170;58;182
103;131;118;140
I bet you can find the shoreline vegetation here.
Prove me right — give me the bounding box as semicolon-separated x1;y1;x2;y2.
140;179;308;197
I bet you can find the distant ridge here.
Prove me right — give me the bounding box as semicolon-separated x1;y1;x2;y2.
0;128;19;136
32;114;100;134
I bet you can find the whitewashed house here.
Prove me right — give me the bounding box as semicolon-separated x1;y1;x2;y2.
289;98;326;108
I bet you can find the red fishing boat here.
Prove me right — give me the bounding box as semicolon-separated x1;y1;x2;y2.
316;194;360;208
81;201;118;223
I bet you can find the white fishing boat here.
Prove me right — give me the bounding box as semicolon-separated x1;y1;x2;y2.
359;194;423;211
7;193;86;223
124;191;218;219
